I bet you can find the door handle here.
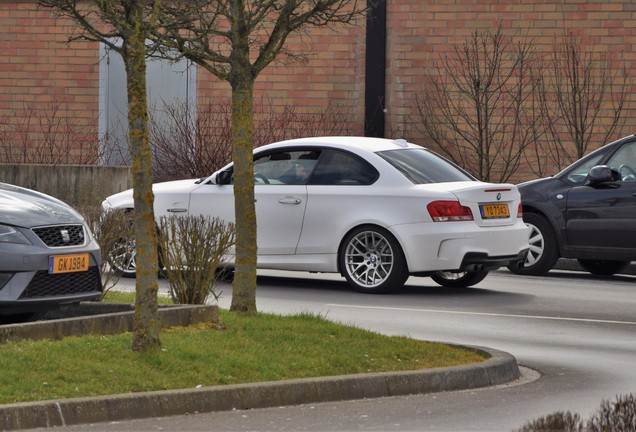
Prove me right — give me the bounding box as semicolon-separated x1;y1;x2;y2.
167;208;188;213
278;197;302;205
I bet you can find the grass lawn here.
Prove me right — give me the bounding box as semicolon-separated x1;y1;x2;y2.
0;292;487;404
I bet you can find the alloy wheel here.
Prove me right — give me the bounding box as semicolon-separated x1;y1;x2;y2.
343;230;395;289
108;238;137;277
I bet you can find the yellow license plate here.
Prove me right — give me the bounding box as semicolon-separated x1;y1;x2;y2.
480;203;510;219
48;254;90;274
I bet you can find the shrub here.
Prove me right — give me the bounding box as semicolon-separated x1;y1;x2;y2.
516;411;584;432
77;206;133;297
517;394;636;432
158;215;235;304
587;394;636;432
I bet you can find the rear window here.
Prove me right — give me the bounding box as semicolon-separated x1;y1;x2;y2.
378;148;476;184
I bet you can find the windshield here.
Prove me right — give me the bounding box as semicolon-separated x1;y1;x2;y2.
377;148;476;184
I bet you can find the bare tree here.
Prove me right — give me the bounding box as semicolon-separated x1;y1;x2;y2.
151;0;366;313
149;101;233;182
535;31;629;173
150;97;358;182
38;0;163;351
0;101;100;165
412;25;541;183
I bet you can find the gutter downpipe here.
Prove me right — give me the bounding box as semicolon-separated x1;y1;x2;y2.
364;0;387;138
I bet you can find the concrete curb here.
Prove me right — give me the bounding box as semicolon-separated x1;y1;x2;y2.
0;304;219;343
0;346;519;431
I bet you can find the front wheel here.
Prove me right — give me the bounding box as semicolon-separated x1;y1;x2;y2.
108;237;137;278
508;212;558;276
577;259;630;276
339;226;408;294
108;235;165;278
430;270;488;288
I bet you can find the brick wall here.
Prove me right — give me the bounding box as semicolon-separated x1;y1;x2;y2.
385;1;636;181
0;1;100;164
3;1;636;182
195;13;367;137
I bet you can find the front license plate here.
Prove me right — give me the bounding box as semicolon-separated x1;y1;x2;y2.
49;254;90;274
480;203;510;219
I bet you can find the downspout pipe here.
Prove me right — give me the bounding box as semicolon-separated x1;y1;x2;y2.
364;0;387;138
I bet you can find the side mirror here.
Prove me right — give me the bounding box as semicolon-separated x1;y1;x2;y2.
587;165;619;185
214;170;233;185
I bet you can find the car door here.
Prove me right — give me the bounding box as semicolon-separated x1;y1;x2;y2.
188;149;310;255
298;149;380;254
565;140;636;249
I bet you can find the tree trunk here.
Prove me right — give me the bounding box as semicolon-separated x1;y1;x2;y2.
229;76;258;314
124;9;161;350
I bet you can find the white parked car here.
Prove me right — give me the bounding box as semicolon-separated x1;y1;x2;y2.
102;137;529;293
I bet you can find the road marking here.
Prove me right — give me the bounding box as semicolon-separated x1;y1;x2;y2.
325;304;636;326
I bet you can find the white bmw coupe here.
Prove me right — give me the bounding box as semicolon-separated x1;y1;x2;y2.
102;136;529;293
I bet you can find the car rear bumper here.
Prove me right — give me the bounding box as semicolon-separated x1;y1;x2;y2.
393;220;530;273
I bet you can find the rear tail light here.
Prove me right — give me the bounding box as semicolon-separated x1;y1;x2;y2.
427;201;474;222
518;203;523;218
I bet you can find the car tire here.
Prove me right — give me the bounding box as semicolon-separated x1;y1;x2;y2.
108;236;137;278
576;259;631;276
339;226;408;294
108;235;165;278
430;270;489;288
508;212;559;276
215;267;235;282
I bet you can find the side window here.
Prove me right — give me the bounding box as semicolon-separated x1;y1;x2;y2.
565;154;605;185
253;150;320;185
310;150;378;185
607;142;636;182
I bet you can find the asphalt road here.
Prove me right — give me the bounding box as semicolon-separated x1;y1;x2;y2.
41;267;636;432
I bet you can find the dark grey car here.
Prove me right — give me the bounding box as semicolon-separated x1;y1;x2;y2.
0;182;102;321
509;134;636;276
